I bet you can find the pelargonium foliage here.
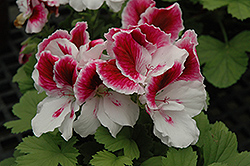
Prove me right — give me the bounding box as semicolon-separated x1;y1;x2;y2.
30;0;207;149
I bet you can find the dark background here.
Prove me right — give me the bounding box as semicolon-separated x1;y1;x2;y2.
1;0;250;162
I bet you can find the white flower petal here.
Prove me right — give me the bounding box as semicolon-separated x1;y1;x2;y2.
73;98;101;137
103;91;139;127
31;96;72;137
152;110;199;148
97;97;122;137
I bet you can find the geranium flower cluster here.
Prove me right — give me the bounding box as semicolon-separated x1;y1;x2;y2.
15;0;125;33
31;0;207;148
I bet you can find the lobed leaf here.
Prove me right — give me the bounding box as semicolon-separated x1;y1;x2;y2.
15;134;79;166
197;31;250;88
4;90;46;134
90;150;133;166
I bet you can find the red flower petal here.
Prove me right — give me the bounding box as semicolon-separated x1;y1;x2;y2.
122;0;155;28
97;59;144;94
70;21;90;49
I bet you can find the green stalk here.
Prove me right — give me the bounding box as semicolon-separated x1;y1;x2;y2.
218;20;229;46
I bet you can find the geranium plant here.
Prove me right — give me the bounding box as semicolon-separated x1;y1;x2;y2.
1;0;250;165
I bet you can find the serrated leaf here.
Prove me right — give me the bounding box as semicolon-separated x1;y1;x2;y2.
203;122;238;165
197;32;249;88
208;163;228;166
165;147;197;166
141;156;167;166
193;111;211;147
90;150;133;166
201;0;250;20
226;151;250;166
0;157;16;166
13;54;36;93
95;126;140;160
16;134;79;166
4;90;46;133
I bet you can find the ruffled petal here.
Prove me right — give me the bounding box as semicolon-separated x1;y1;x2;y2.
139;3;184;42
151;109;199;148
97;59;144;94
74;97;101;137
44;38;79;58
104;28;122;58
74;60;102;104
54;55;78;95
97;97;122;137
25;2;48;33
31;96;73;138
121;0;155;28
157;80;206;117
37;30;70;59
70;21;90;49
36;51;61;96
103;91;139;126
175;30;204;82
146;62;183;109
113;31;152;83
149;43;188;77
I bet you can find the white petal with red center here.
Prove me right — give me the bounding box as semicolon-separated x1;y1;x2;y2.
151;110;199;148
70;21;90;49
157;80;206;117
121;0;155;28
36;51;61;96
25;2;48;33
31;96;73;137
175;30;203;82
54;55;78;95
74;60;103;104
45;38;79;59
74;97;101;137
97;97;122;137
103;91;139;126
113;32;152;83
37;30;70;59
146;62;184;109
149;44;187;77
139;3;184;42
104;28;122;58
97;59;144;95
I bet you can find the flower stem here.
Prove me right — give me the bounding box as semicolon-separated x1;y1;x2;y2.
218;20;229;45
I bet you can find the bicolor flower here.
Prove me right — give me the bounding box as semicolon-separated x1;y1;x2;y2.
122;0;184;42
73;60;139;138
31;22;105;140
99;24;188;95
31;51;79;141
69;0;125;12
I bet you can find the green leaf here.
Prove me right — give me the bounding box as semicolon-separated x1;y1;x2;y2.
90;150;133;166
4;90;46;134
193;111;211;147
141;156;167;166
164;147;197;166
16;134;79;166
208;163;228;166
203;122;238;165
95;126;140;160
0;157;16;166
201;0;250;20
12;54;36;93
197;32;250;88
226;151;250;166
